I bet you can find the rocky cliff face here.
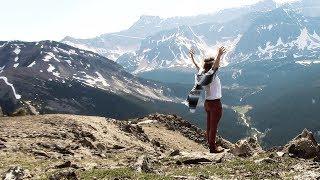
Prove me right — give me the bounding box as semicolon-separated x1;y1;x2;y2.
1;114;319;179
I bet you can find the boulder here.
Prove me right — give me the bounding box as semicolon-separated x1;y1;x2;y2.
52;144;74;155
49;170;78;180
112;144;125;150
2;166;31;180
96;143;106;151
119;123;150;142
230;137;263;157
79;137;96;150
55;161;79;169
24;101;39;115
0;140;6;149
133;155;153;173
283;129;320;159
170;149;181;157
32;150;50;158
151;139;166;150
216;136;235;150
72;129;96;142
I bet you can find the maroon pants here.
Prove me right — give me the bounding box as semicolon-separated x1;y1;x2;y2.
204;99;222;150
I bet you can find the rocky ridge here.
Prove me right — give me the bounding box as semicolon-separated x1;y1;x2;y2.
0;113;319;179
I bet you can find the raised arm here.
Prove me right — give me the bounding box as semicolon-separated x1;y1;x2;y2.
189;49;200;71
212;46;226;70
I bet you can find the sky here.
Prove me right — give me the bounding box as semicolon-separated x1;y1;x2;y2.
0;0;296;41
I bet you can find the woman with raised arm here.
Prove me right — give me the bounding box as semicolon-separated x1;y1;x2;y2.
188;47;227;153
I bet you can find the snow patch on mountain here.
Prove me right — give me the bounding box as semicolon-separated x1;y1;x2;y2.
13;47;21;55
47;64;55;73
0;66;4;73
95;72;110;87
27;61;36;68
63;40;134;61
13;63;19;68
295;28;311;50
0;76;21;99
295;60;320;66
118;24;243;74
46;52;60;62
248;27;320;61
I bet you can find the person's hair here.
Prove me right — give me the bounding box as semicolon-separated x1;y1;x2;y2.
203;57;215;72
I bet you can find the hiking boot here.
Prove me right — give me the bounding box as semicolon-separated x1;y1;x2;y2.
210;146;224;154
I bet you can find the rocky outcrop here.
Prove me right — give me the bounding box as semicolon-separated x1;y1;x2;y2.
24;101;40;115
133;114;237;151
118;123;150;142
0;138;6;150
49;170;78;180
2;166;31;180
133;155;154;173
283;129;320;159
216;136;235;150
135;114;207;146
230;137;263;157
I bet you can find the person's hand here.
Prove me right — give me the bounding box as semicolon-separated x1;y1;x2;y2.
217;46;227;56
189;49;195;58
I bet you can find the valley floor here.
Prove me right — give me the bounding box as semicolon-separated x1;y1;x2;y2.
0;114;319;179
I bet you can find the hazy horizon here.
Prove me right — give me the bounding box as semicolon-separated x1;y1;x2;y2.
0;0;297;42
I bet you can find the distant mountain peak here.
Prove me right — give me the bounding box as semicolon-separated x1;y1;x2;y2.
139;15;161;20
61;36;77;42
250;0;277;12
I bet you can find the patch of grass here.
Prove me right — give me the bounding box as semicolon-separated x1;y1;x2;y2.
0;152;54;170
164;153;302;180
79;168;134;179
78;168;172;180
166;163;231;179
0;152;61;179
232;105;253;115
1;151;302;180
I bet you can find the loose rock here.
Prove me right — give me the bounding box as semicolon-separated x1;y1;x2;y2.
133;155;153;173
283;129;320;159
33;150;50;158
170;149;181;157
119;123;149;142
2;166;31;180
216;136;235;150
0;141;6;149
49;170;78;180
79;137;96;150
55;161;79;169
230;137;263;157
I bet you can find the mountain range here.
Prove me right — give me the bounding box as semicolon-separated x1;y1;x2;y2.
0;41;183;119
62;0;320;76
61;0;277;61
